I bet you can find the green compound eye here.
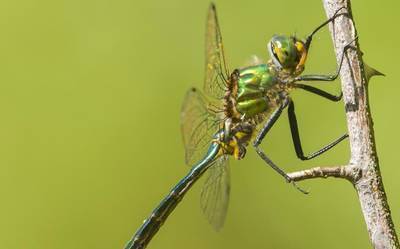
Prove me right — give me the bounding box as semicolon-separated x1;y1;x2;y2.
268;35;305;72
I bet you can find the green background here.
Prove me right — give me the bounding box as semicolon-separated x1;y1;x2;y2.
0;0;398;248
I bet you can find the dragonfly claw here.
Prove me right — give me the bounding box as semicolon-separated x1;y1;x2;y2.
291;181;310;195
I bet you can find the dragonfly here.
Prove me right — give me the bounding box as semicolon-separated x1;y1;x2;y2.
125;4;355;249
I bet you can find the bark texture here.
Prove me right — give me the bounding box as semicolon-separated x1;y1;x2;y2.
289;1;399;248
323;1;399;248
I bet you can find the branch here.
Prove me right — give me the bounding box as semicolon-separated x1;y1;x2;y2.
323;1;399;248
287;165;359;182
287;0;399;248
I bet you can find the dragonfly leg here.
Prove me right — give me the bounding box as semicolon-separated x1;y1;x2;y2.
253;98;308;194
254;146;308;194
296;37;358;82
253;99;289;148
294;83;342;102
287;99;348;161
253;98;289;179
304;7;348;50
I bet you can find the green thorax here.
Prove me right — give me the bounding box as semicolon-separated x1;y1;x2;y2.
235;64;280;117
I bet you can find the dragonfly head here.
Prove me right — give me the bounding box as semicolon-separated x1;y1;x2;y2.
268;35;308;75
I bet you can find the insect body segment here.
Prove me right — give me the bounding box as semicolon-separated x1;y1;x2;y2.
214;120;253;160
235;64;278;118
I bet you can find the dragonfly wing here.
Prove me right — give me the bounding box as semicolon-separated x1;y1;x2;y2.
181;87;221;166
200;156;230;231
204;3;229;99
244;55;266;66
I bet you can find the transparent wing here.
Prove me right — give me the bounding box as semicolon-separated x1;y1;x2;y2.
200;155;230;231
181;87;222;166
243;55;266;66
204;3;230;99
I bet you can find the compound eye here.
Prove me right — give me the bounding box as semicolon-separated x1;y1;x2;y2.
275;48;288;64
270;43;276;54
270;43;280;60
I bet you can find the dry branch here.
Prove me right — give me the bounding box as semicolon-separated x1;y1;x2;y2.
287;0;399;248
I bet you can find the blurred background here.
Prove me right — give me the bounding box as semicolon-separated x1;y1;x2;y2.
0;0;397;248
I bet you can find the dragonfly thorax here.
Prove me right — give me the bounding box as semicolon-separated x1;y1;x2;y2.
223;64;291;122
220;62;294;160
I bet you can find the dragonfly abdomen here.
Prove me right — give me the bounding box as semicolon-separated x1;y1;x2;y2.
125;143;221;249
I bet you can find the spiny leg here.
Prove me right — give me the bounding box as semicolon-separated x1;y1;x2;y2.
296;37;358;82
295;83;342;101
253;98;308;194
287;99;348;161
